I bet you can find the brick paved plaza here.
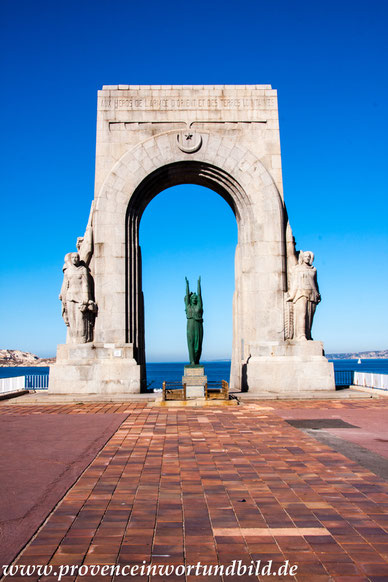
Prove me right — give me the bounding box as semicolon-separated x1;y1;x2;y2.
1;398;388;581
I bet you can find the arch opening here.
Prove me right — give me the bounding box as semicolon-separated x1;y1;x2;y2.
139;184;237;376
126;161;247;390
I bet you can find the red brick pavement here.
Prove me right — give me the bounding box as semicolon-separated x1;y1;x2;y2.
0;412;128;566
1;399;388;581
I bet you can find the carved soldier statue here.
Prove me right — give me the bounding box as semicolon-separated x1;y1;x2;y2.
59;203;97;343
286;251;321;340
59;252;97;343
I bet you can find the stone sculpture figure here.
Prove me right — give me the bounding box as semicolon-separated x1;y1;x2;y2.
286;251;321;340
184;277;203;364
59;252;97;343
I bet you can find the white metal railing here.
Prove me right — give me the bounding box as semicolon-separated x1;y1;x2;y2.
0;374;49;394
353;372;388;391
0;376;25;394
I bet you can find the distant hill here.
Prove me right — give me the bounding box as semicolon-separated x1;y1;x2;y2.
327;349;388;360
0;349;55;367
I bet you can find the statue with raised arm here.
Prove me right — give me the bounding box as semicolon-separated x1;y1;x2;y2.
184;276;203;365
286;250;321;340
59;252;97;343
76;200;94;266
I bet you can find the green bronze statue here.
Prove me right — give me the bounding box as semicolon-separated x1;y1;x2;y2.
184;276;203;365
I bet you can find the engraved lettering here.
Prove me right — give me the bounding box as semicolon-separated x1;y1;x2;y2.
99;95;275;111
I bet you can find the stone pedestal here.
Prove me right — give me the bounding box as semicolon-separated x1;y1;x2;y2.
49;343;141;394
182;365;207;399
246;340;335;393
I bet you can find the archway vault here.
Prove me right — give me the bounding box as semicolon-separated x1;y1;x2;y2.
50;85;335;396
127;160;246;222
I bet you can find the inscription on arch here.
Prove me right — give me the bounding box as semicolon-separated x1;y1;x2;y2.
99;96;277;111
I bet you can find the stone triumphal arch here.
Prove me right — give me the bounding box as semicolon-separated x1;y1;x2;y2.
49;85;334;395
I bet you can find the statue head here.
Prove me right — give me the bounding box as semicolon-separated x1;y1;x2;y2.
303;251;314;265
71;252;81;267
190;293;198;306
299;250;314;266
63;252;80;271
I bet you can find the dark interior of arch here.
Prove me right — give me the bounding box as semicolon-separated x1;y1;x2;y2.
127;160;240;222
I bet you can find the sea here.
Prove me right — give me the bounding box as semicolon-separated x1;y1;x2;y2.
0;359;387;391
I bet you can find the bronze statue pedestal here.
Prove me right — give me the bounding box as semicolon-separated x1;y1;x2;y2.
182;365;207;399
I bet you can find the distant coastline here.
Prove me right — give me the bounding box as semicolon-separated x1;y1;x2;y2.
0;349;55;367
327;349;388;360
1;348;387;368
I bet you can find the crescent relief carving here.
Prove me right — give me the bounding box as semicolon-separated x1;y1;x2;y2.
177;131;202;153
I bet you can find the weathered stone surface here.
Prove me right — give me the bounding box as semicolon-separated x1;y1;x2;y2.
49;343;140;394
182;365;207;399
50;85;334;395
247;341;334;393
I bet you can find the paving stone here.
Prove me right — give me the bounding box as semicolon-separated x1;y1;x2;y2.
2;399;388;580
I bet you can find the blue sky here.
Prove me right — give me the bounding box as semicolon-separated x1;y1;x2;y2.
0;0;387;359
